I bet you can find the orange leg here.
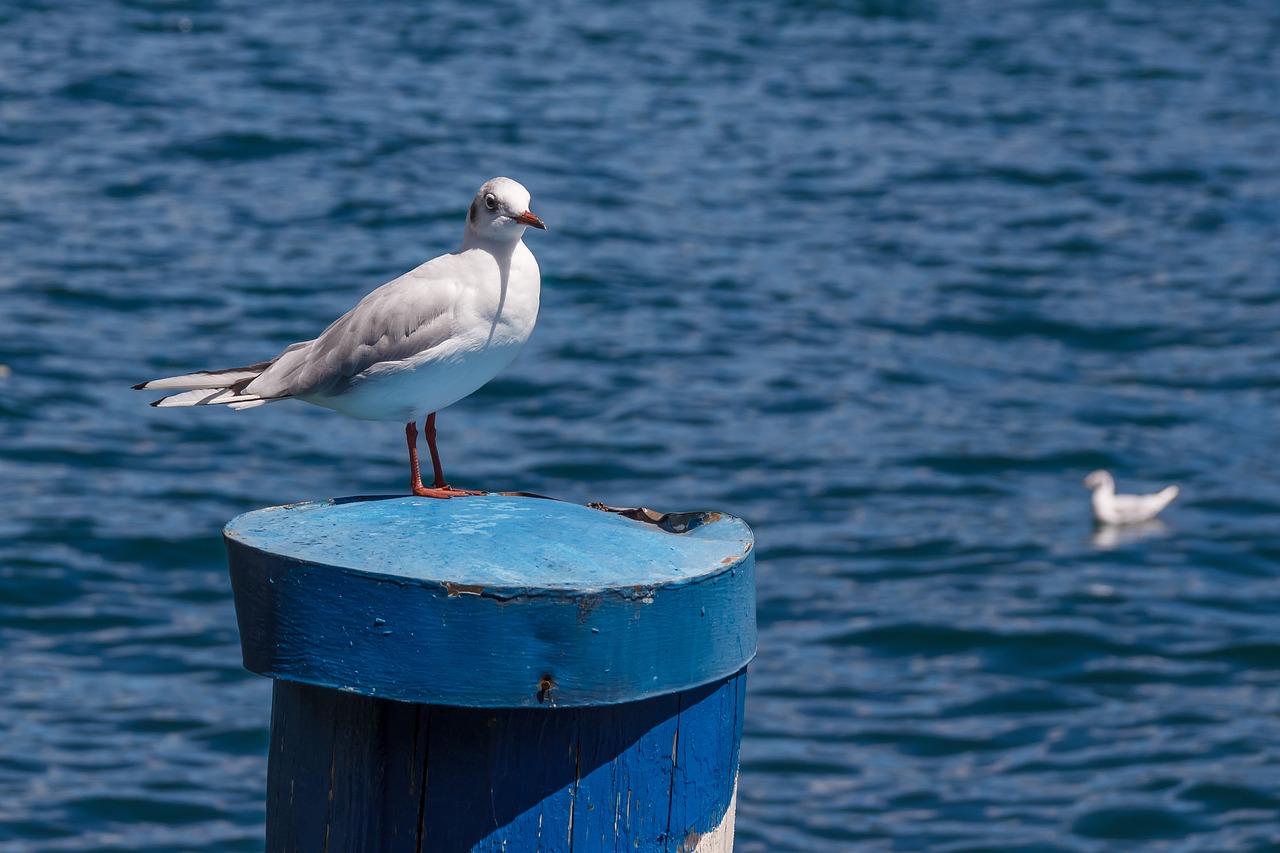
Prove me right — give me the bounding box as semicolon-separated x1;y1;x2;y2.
406;414;485;498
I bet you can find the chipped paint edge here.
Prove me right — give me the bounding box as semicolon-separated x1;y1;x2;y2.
684;776;737;853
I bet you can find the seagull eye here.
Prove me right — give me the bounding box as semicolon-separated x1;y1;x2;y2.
484;194;497;210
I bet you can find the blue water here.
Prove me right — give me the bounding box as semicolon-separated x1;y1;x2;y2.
3;0;1280;849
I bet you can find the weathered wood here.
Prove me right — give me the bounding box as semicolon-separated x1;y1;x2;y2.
264;673;746;852
226;494;755;852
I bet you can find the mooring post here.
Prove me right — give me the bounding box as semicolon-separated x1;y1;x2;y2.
223;494;755;852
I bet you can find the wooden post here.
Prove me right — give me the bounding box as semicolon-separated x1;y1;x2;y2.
224;494;756;852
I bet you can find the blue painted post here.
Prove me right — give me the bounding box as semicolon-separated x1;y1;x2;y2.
223;494;755;852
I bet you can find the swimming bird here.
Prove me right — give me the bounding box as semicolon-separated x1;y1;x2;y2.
1082;470;1179;525
134;177;546;498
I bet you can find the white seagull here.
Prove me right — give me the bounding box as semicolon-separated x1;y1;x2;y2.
135;177;546;498
1082;470;1179;526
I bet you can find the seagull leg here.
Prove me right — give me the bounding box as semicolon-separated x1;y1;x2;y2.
424;412;486;496
406;421;441;498
406;416;484;498
423;412;449;489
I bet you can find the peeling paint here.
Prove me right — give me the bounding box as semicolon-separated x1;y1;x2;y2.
442;581;485;597
586;503;724;534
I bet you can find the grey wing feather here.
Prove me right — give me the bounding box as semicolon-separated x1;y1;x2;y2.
246;265;460;399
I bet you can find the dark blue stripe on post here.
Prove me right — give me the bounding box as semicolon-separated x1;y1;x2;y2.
263;673;749;852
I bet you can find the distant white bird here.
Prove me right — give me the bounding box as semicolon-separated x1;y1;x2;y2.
135;177;546;498
1082;470;1179;525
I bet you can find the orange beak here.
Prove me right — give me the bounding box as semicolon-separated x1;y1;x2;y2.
514;210;546;230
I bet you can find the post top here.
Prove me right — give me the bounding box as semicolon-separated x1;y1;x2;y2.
223;495;756;707
224;494;751;592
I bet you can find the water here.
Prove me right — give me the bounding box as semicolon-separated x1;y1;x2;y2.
2;0;1279;849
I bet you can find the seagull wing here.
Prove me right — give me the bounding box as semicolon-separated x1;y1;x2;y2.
1110;485;1179;524
246;256;470;399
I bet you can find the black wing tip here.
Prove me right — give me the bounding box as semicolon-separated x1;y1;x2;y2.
132;381;150;390
148;398;163;407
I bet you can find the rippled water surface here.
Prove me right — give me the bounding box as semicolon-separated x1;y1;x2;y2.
3;1;1280;850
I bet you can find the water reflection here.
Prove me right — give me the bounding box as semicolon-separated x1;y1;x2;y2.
1090;519;1171;550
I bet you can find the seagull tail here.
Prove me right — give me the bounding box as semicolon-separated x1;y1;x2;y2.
132;362;289;409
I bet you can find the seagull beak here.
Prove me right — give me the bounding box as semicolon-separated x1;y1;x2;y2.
514;210;546;230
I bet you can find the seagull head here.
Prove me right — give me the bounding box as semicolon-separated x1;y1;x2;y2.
1083;470;1113;491
466;177;546;242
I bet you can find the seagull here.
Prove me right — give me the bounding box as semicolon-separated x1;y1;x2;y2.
1082;470;1179;526
134;177;546;498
